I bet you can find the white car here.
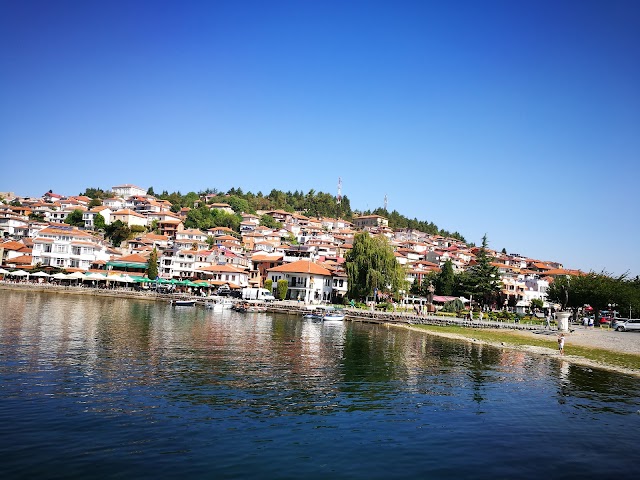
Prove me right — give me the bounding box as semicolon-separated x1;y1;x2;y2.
615;319;640;332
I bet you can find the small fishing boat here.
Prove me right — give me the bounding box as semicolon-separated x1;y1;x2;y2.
302;305;345;321
170;298;195;307
234;302;267;313
322;310;345;321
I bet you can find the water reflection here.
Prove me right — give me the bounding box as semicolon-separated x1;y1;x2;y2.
1;290;639;479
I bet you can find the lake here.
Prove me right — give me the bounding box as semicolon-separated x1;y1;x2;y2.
0;289;639;479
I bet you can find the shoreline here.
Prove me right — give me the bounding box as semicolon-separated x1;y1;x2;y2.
2;282;639;377
392;323;640;378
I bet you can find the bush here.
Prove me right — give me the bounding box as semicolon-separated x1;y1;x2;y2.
442;299;464;313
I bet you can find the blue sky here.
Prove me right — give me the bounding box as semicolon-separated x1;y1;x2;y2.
1;0;639;276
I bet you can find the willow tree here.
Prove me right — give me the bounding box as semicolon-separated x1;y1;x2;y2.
346;232;407;301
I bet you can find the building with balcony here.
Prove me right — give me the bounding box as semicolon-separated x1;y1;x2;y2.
31;225;110;270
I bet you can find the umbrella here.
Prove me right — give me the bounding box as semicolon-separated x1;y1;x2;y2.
0;268;10;275
84;272;107;281
51;272;69;280
30;271;50;277
135;277;153;283
120;274;135;283
9;270;30;277
106;275;127;282
66;271;86;280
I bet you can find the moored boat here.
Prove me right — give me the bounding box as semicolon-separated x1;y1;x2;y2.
171;299;195;307
322;310;345;321
233;301;267;313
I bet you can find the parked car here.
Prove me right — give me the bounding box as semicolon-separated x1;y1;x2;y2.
615;319;640;332
599;316;612;326
612;317;627;330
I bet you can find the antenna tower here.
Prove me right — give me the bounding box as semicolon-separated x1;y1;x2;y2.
337;177;342;204
384;194;388;211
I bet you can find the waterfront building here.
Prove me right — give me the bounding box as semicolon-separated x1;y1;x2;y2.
197;263;250;288
31;225;110;270
267;259;333;303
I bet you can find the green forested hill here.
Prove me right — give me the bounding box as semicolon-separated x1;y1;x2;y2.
81;186;465;242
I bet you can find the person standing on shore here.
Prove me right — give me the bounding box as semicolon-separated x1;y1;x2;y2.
546;312;551;329
558;334;565;355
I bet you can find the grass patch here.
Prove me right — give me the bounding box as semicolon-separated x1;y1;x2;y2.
412;325;640;372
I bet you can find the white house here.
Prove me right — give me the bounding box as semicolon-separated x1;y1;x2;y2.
197;264;249;288
83;206;112;229
31;225;110;270
267;260;333;303
174;228;209;250
111;184;146;198
103;197;126;210
110;209;148;228
0;212;29;238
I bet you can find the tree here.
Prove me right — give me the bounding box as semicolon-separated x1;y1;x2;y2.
463;235;500;306
147;248;158;280
435;259;456;296
147;186;155;196
94;213;106;231
547;272;640;322
277;279;288;300
88;198;102;208
260;214;283;229
64;209;85;227
264;279;273;293
346;232;407;301
530;298;544;310
104;220;131;247
81;187;110;199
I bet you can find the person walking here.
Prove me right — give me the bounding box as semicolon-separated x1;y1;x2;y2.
557;334;565;355
545;312;551;329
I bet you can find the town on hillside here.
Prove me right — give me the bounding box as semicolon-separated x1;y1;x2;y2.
0;184;578;308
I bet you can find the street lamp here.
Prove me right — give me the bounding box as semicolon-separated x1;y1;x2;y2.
608;303;617;321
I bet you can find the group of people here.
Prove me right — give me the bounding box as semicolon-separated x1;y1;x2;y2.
581;316;595;328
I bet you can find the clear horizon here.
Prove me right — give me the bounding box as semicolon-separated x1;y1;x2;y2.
1;0;639;276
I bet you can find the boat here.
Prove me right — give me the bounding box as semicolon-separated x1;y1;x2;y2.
302;310;325;320
204;301;223;312
322;310;346;321
171;299;195;307
219;298;235;310
302;305;345;321
234;301;267;313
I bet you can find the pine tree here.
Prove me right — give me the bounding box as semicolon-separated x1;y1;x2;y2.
147;248;159;280
435;259;456;296
464;235;500;306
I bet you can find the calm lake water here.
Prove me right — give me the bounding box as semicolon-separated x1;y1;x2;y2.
1;290;639;479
